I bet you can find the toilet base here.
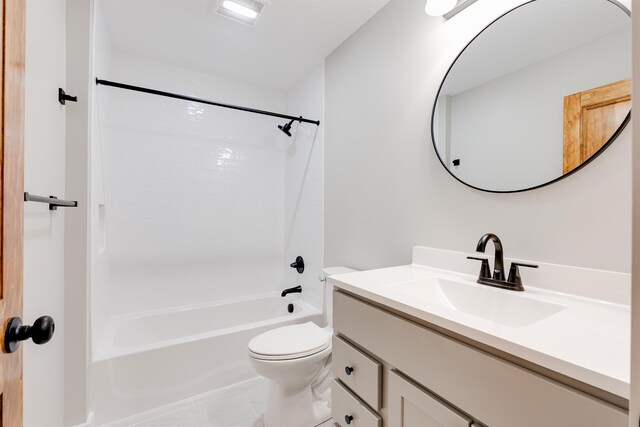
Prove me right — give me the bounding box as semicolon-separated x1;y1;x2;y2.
262;380;331;427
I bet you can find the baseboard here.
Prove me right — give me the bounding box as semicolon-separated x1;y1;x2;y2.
71;411;94;427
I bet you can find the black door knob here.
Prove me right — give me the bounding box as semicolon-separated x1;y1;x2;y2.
3;316;55;354
345;366;354;375
345;415;354;425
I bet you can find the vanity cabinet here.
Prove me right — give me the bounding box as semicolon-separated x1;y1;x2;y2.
331;290;627;427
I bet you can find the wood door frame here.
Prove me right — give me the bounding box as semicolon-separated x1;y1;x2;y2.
0;0;26;425
563;79;631;174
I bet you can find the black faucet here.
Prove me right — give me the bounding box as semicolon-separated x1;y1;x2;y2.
475;233;505;281
281;285;302;297
467;233;538;292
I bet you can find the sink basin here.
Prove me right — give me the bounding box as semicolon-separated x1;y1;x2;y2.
388;277;565;328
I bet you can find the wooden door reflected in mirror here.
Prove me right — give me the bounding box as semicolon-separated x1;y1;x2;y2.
563;79;631;174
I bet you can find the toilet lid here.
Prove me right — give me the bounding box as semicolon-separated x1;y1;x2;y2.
249;322;331;360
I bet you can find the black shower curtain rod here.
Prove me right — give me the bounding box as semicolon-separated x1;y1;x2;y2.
95;78;321;126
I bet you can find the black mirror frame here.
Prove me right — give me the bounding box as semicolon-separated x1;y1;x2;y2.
430;0;631;194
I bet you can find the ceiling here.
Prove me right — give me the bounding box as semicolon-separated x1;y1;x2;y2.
100;0;390;91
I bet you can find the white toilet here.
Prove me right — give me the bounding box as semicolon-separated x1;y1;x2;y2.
248;267;356;427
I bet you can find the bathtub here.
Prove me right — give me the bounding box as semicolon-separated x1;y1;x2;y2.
91;294;323;425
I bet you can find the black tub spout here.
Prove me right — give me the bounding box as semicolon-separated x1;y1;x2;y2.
281;285;302;297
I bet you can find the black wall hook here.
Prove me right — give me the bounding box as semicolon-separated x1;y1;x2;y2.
59;88;78;105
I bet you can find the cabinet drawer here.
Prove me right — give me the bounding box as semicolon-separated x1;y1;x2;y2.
389;370;472;427
332;379;381;427
334;291;628;427
333;335;382;410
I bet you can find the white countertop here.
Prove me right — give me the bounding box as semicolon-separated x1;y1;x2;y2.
329;263;630;399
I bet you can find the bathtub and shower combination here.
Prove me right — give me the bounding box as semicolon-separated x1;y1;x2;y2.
89;31;327;424
91;294;323;425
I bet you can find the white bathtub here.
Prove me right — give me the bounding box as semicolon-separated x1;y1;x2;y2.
91;294;323;425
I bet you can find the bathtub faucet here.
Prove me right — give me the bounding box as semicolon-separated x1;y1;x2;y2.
281;285;302;297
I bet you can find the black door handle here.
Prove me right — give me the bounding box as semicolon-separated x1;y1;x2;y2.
3;316;55;353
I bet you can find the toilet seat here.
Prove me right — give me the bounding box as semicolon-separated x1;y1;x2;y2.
249;322;331;361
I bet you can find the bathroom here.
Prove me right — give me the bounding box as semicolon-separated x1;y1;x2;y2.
7;0;640;426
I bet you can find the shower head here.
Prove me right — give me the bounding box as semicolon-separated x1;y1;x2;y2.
278;119;295;137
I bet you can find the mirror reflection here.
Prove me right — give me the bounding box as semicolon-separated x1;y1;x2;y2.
432;0;631;192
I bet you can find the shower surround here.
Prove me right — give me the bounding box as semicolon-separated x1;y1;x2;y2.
93;51;288;334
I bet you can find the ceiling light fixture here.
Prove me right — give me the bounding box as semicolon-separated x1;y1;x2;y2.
217;0;267;26
424;0;457;17
221;0;258;19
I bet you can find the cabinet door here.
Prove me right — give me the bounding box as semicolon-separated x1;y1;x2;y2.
388;370;472;427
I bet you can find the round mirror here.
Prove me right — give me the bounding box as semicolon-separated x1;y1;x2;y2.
431;0;631;193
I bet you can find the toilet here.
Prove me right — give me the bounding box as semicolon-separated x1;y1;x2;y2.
248;267;357;427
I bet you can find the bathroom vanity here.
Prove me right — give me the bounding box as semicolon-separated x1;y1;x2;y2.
328;247;630;427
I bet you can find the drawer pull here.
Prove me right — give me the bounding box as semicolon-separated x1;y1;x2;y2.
345;366;354;375
345;415;354;425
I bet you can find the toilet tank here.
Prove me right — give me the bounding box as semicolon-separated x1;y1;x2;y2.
322;267;358;328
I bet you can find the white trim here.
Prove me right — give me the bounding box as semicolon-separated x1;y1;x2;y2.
71;412;95;427
629;0;639;423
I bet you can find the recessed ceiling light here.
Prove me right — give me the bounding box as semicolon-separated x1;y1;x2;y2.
424;0;457;17
216;0;267;26
222;1;258;19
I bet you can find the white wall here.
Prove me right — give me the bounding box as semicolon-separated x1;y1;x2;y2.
443;28;630;191
325;0;631;276
24;1;67;426
92;50;289;350
284;64;325;312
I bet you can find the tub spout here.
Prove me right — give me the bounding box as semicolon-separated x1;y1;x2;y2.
281;285;302;297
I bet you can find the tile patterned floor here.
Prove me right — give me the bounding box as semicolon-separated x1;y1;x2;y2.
107;377;334;427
